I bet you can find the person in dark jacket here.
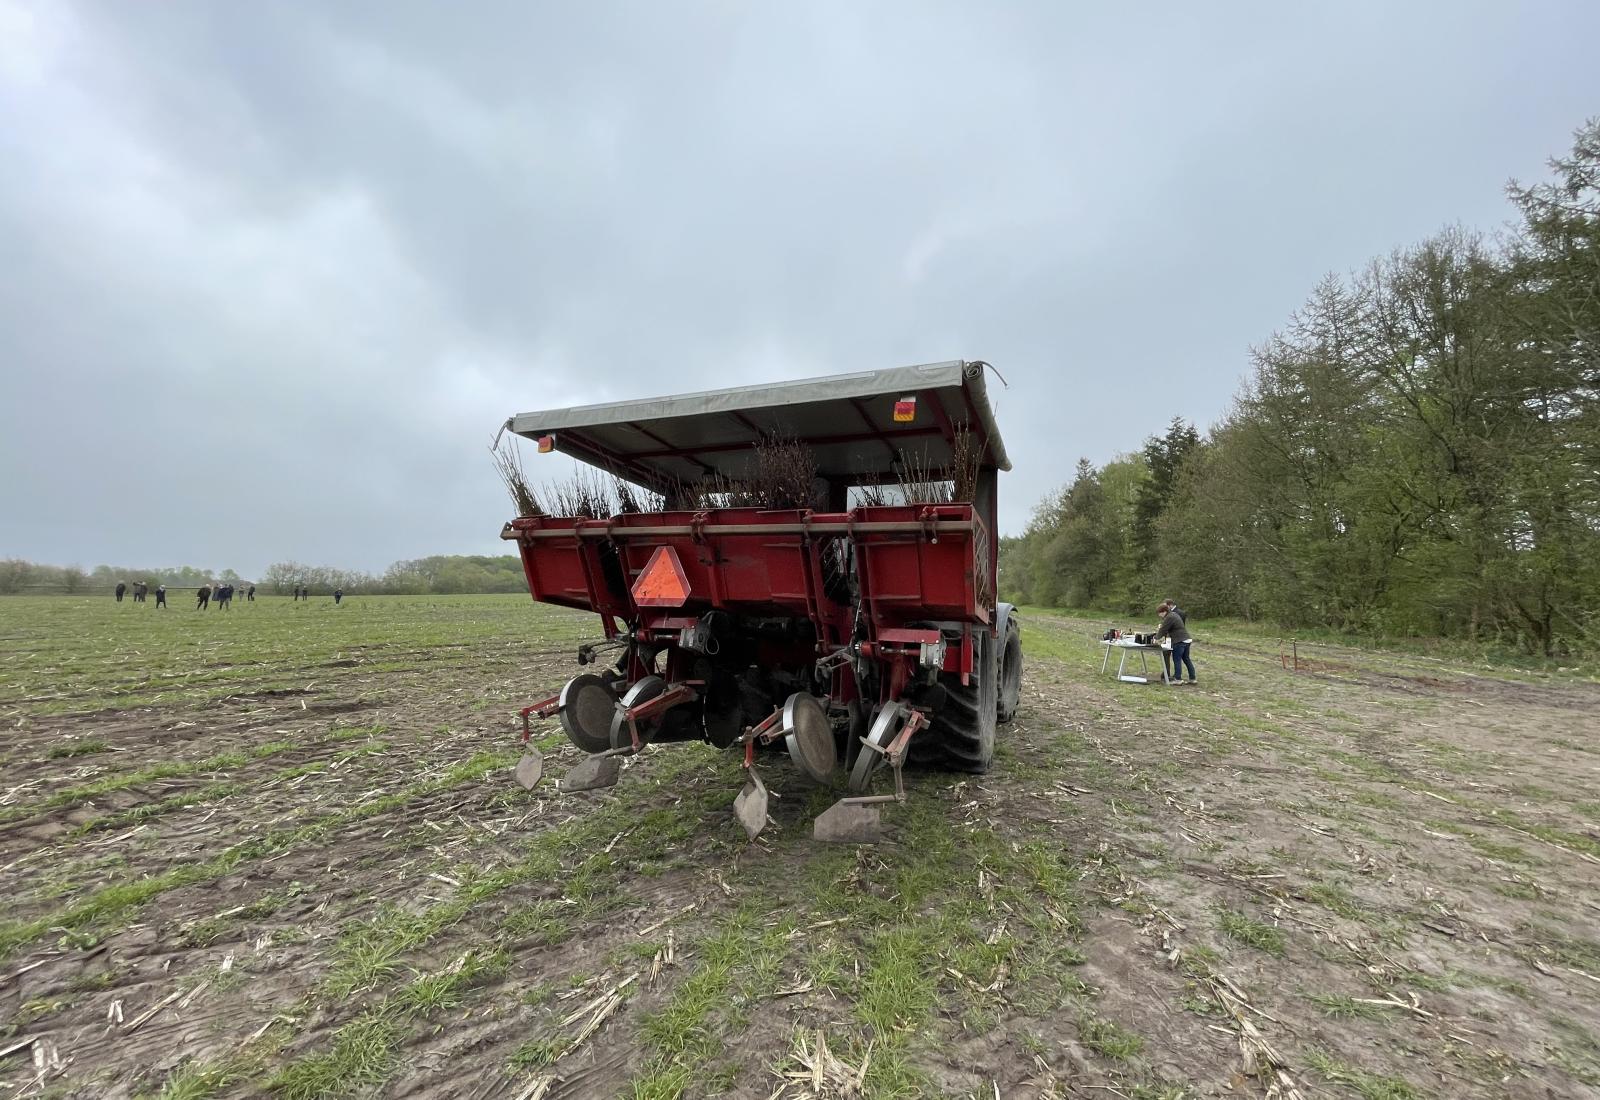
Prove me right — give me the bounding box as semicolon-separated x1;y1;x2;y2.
1155;600;1196;684
333;588;343;605
155;584;167;608
247;585;255;602
196;584;211;610
1159;599;1187;678
115;581;126;602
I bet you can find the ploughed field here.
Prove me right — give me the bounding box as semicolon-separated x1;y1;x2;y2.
1;594;1598;1099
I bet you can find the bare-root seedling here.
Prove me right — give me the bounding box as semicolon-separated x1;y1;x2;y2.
543;471;615;518
490;439;542;517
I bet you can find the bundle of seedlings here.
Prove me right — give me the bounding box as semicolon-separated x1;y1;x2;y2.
543;470;616;518
893;424;986;504
664;436;819;510
947;422;984;502
612;477;666;514
851;479;893;507
747;434;818;510
489;438;542;517
663;472;749;510
894;446;955;504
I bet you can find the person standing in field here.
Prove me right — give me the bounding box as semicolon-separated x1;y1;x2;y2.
247;584;255;602
155;584;167;608
115;581;126;602
1159;598;1187;680
134;581;147;603
196;584;211;610
334;588;343;605
1155;600;1196;685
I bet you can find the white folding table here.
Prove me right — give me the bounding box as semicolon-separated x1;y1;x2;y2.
1099;639;1171;684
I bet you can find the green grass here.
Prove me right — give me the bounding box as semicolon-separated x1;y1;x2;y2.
46;738;111;759
1077;1010;1145;1061
1304;882;1368;923
1217;908;1287;955
0;594;596;720
1023;604;1600;679
9;593;1598;1097
508;1035;565;1072
1308;993;1389;1020
268;1013;403;1100
0;749;519;962
148;1057;256;1100
1306;1049;1422;1099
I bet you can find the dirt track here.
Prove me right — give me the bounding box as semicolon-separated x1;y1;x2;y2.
2;597;1599;1098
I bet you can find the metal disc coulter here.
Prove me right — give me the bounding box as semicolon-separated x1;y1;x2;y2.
558;673;620;754
610;675;666;750
782;692;836;782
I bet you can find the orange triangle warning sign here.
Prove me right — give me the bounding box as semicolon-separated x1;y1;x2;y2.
631;546;691;607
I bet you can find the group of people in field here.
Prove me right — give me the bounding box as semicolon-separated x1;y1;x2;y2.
114;580;169;608
113;581;344;609
112;580;153;604
289;586;344;604
112;581;261;609
194;583;253;609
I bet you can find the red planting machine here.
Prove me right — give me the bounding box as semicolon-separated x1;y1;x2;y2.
500;360;1022;841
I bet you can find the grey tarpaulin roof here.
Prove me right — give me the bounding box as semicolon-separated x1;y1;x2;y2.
506;360;1011;489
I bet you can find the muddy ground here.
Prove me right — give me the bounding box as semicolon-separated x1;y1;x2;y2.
1;595;1598;1099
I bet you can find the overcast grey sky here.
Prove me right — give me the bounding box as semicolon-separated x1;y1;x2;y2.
2;2;1596;576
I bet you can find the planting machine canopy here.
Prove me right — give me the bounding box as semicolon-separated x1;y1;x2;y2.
500;359;1023;842
505;359;1012;495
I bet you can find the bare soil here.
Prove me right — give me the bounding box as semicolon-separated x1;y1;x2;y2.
2;598;1598;1099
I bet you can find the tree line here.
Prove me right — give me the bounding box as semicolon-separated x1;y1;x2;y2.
0;555;531;596
1001;120;1599;658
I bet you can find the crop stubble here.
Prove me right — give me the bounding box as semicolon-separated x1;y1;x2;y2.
1;596;1598;1098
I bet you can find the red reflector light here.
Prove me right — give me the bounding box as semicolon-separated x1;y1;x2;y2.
631;546;692;607
892;396;917;423
536;435;556;453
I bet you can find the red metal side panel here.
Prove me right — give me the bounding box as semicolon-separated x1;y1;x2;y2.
512;518;594;611
611;508;820;617
853;504;985;625
510;503;987;626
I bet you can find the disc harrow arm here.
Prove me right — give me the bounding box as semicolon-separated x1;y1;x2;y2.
512;678;700;793
512;692;563;788
815;707;928;843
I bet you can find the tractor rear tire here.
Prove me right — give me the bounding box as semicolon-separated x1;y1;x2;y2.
997;614;1022;725
920;626;997;773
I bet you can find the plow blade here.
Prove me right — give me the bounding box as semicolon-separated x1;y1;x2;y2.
560;754;621;792
813;799;883;844
733;771;769;840
513;751;544;790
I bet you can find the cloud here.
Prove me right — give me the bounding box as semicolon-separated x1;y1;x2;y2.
2;0;1597;573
